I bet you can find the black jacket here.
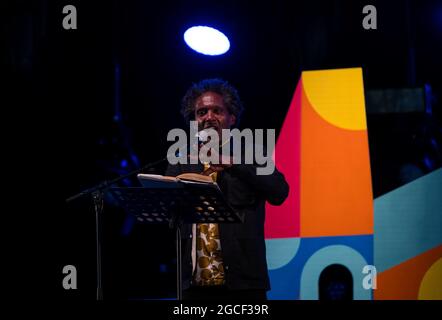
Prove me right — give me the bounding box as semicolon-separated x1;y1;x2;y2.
165;160;289;291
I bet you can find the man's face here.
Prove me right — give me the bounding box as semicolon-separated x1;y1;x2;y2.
194;91;236;136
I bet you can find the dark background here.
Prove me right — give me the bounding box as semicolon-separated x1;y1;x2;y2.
5;0;442;299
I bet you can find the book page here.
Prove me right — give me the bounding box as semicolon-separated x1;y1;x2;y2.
137;174;177;182
137;174;179;188
137;173;216;188
176;173;214;184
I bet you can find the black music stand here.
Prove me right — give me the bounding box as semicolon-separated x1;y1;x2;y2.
109;181;242;300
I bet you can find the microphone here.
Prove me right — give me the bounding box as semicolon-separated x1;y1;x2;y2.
196;128;211;141
182;129;211;160
195;128;212;148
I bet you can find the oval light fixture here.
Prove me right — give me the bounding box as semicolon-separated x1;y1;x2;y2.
183;26;230;56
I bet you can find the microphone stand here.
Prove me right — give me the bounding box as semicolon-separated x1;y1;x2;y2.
65;156;167;300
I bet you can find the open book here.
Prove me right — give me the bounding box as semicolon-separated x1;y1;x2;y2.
137;172;216;188
110;173;242;224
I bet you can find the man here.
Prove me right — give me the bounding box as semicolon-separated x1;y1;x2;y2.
165;78;289;300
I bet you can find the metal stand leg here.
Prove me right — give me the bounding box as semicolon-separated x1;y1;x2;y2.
93;191;104;301
176;225;182;300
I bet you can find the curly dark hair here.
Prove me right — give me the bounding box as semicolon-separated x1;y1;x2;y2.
181;78;244;127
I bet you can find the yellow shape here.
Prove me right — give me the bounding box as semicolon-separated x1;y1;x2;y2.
418;258;442;300
302;68;366;130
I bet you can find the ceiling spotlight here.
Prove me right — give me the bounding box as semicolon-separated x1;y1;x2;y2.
184;26;230;56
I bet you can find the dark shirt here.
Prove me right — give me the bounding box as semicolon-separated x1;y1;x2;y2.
165;157;289;291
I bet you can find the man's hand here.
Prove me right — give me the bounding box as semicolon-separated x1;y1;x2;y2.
187;150;234;175
203;151;234;174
